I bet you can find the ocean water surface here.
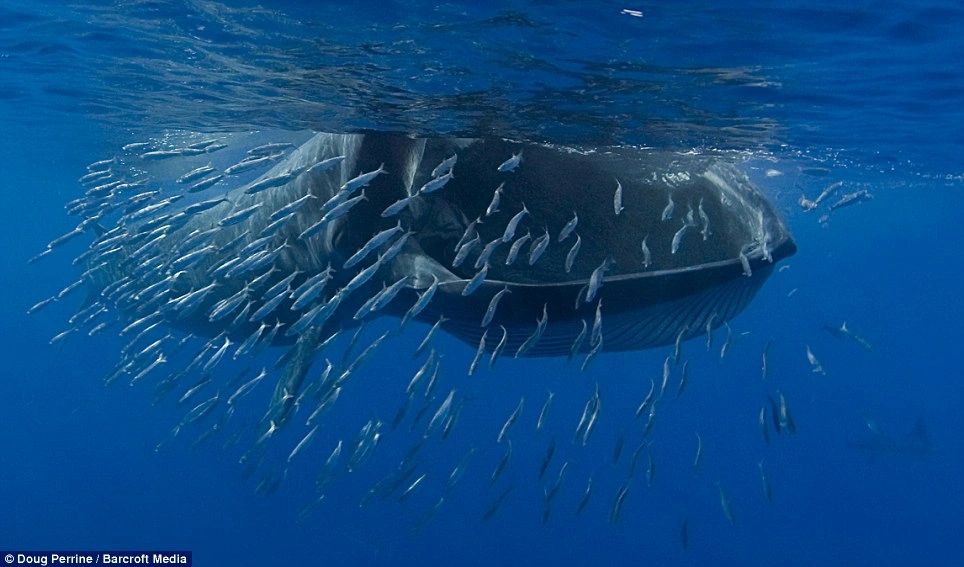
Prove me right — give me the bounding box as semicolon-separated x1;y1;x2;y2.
1;1;962;566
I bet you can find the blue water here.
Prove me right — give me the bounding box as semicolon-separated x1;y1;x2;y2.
2;1;962;566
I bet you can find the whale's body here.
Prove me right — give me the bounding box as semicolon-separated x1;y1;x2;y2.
93;132;793;357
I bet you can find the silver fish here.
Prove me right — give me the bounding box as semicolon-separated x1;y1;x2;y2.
585;257;613;303
485;183;504;217
488;325;508;368
419;171;454;194
564;234;581;273
177;164;216;184
475;237;503;269
569;319;588;360
461;264;488;297
515;304;548;357
528;228;550;265
224;153;283;175
468;330;487;376
381;194;415;218
218;203;263;227
431;154;457;177
306;155;346;175
558;211;578;243
501;204;529;243
344;221;403;269
481;285;511;327
661;193;675;221
401;275;439;327
496;397;524;443
613;179;624;215
243;166;307;195
497;150;523;173
340;164;386;196
505;231;531;266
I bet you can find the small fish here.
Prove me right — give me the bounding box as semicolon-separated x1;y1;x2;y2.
468;331;487;376
538;439;556;480
475;237;503;269
557;211;578;243
806;345;825;374
676;361;689;398
635;379;656;418
693;432;702;470
828;189;873;212
661;194;675;221
490;441;512;484
414;316;447;358
576;477;593;514
452;235;480;268
564;234;581;273
613;179;625;215
187;174;224;193
341;164;386;196
590;299;604;347
243;167;306;194
431;154;457;178
488;325;508;368
641;236;652;268
585;257;613;303
453;217;481;253
501;204;529;243
610;481;630;524
496;397;524;443
381;194;415;218
527;229;550;265
717;483;735;525
698;198;711;240
777;391;796;434
505;231;531;266
247;142;293;156
485;183;504;217
515;304;547;357
344;221;403;269
569;319;588;360
481;286;511;327
224;153;282;175
759;405;770;445
218;203;263;226
401;275;439;328
461;264;488;297
425;389;456;438
671;222;690;254
177;164;216;184
419;170;454;194
305;155;346;176
287;425;319;463
497;150;523;173
739;246;753;277
719;323;732;359
482;486;514;521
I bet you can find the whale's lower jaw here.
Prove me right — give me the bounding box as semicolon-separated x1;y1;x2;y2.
410;237;793;357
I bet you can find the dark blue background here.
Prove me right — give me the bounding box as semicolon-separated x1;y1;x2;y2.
1;1;962;566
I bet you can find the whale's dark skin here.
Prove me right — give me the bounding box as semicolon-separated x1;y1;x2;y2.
103;131;794;357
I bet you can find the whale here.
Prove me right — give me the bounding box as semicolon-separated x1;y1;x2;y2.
76;131;793;362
